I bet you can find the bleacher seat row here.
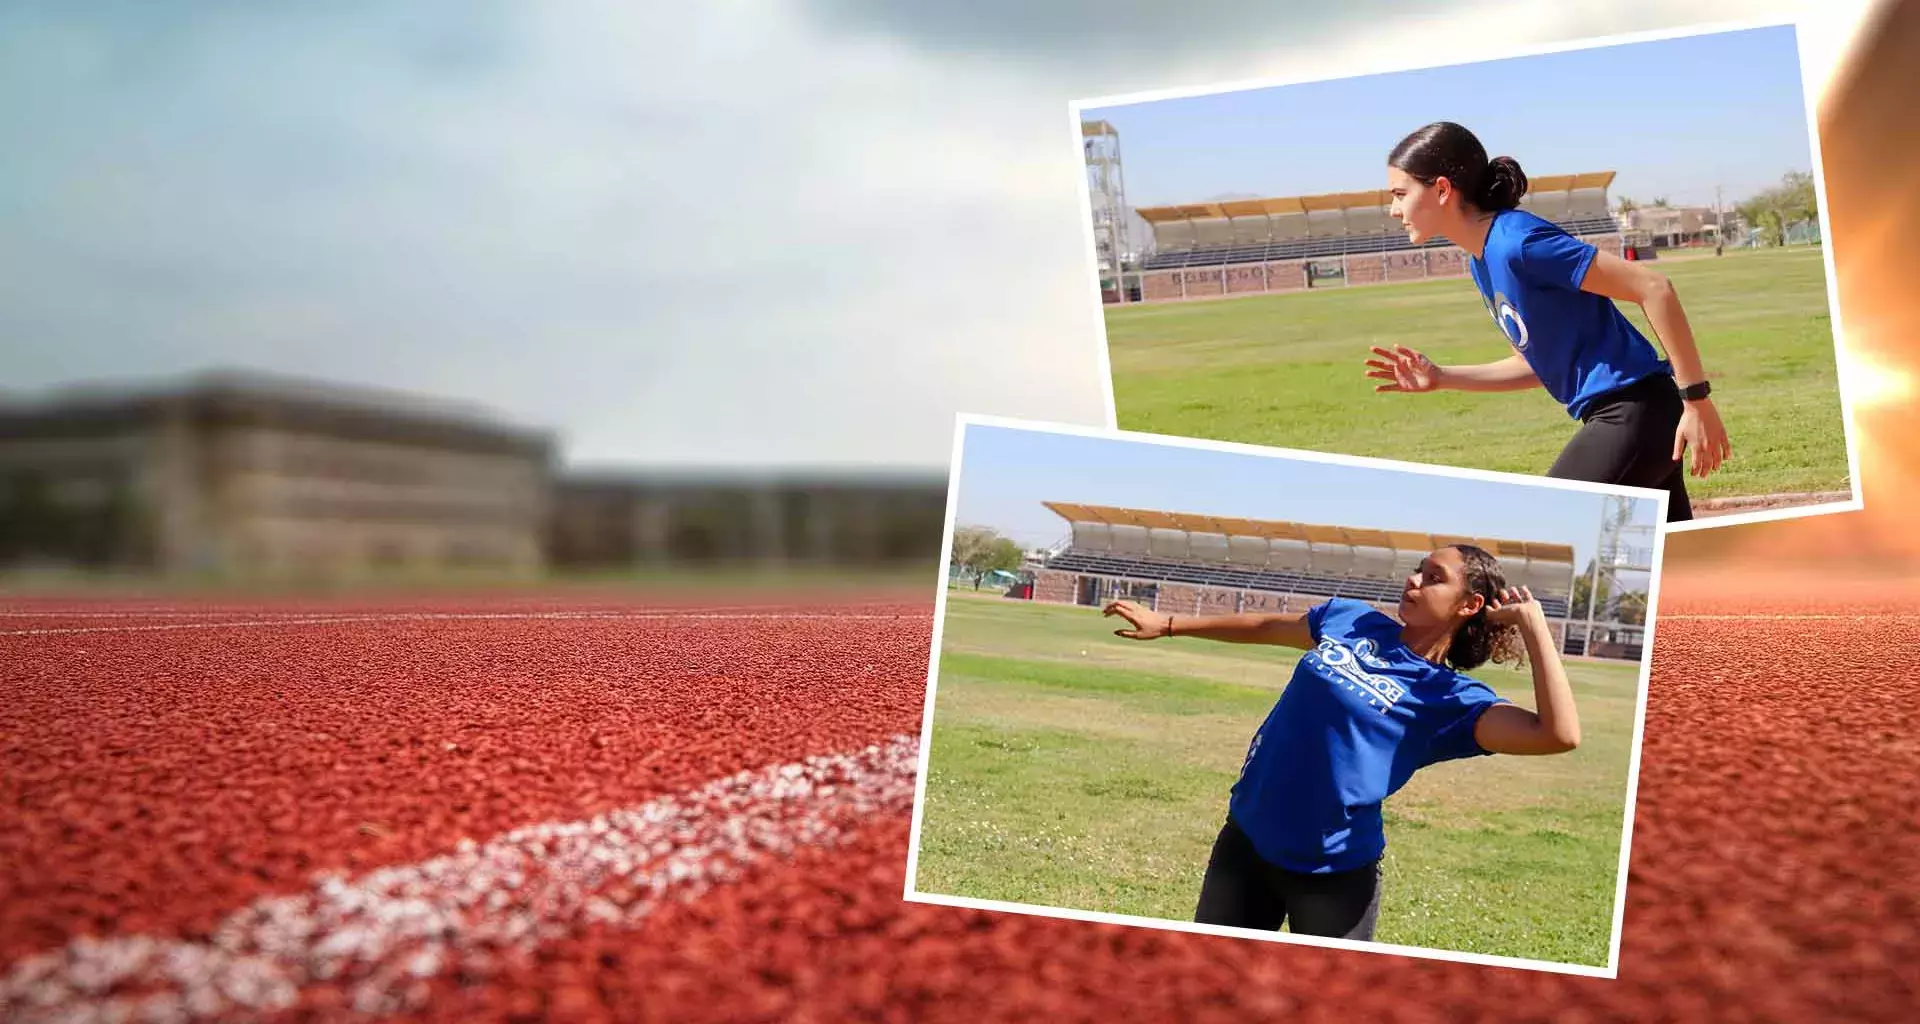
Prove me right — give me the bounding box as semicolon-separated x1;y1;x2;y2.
1046;549;1574;620
1139;215;1620;271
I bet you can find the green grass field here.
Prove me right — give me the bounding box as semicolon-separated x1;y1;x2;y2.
914;592;1641;966
1105;247;1846;500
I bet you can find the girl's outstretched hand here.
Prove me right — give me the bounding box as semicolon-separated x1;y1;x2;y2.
1484;586;1544;627
1365;344;1441;393
1103;600;1171;640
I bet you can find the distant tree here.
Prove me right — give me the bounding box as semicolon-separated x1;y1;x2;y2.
1778;170;1817;218
981;537;1023;574
1651;196;1672;208
950;525;996;571
951;526;1023;575
1735;196;1782;246
1568;566;1612;621
1616;196;1639;218
0;469;66;562
1615;591;1647;626
1568;560;1647;624
1735;171;1819;246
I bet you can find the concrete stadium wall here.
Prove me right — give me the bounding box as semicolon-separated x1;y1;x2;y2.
1034;568;1077;605
1591;637;1638;659
1137;259;1316;302
1267;260;1308;293
1225;264;1268;294
1383;251;1429;283
1156;582;1239;616
1179;268;1224;298
1427;247;1471;278
1345;257;1385;286
1142;271;1183;301
1128;242;1541;304
1237;590;1286;614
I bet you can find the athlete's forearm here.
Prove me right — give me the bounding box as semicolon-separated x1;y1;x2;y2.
1435;354;1541;393
1517;613;1580;750
1169;612;1312;649
1639;279;1708;387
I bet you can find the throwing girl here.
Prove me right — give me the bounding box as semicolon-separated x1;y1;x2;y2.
1102;544;1580;941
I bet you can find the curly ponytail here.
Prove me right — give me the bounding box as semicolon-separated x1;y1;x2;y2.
1445;544;1527;671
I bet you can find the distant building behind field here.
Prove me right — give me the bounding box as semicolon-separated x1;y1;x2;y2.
0;373;555;577
0;372;947;579
550;473;947;568
1616;205;1729;249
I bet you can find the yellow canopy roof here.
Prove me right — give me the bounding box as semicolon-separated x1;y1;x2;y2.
1042;501;1575;564
1134;171;1616;224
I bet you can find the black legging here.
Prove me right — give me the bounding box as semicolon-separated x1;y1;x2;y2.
1193;818;1381;939
1546;374;1693;522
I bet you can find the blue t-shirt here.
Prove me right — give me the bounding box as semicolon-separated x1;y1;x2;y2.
1469;209;1672;420
1227;598;1510;874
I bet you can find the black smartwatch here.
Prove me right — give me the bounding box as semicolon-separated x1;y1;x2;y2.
1678;380;1712;402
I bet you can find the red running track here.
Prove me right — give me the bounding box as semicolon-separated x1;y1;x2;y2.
3;588;1917;1021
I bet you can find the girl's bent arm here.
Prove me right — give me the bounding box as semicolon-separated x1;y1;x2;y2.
1576;251;1708;386
1474;609;1581;755
1577;249;1733;477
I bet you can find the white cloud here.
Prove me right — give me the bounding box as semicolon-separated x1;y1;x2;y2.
3;0;1870;470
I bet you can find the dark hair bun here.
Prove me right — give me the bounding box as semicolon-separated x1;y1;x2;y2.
1479;156;1529;211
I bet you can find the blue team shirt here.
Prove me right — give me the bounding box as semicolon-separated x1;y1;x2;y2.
1227;598;1510;874
1469;209;1672;420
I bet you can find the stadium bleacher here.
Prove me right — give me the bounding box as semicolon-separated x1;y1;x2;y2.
1130;173;1622;278
1139;214;1620;271
1034;503;1579;628
1043;549;1572;619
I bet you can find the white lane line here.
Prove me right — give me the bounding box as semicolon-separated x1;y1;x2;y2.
0;733;919;1022
1663;613;1920;621
0;603;919;619
0;612;334;618
1;611;929;637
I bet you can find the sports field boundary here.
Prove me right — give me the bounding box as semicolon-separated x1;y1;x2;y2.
1693;490;1852;517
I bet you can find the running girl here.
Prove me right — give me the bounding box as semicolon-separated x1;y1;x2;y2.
1364;121;1731;522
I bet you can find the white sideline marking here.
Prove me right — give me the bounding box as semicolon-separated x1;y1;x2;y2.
0;612;337;618
0;602;918;619
0;611;928;637
0;734;920;1022
1663;613;1920;621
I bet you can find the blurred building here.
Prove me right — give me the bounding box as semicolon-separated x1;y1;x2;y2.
0;373;554;577
1;372;949;579
550;473;947;567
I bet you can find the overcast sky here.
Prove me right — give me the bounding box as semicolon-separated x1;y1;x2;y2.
0;0;1875;472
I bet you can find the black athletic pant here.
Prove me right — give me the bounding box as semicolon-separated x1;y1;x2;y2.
1546;374;1693;522
1193;818;1381;940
